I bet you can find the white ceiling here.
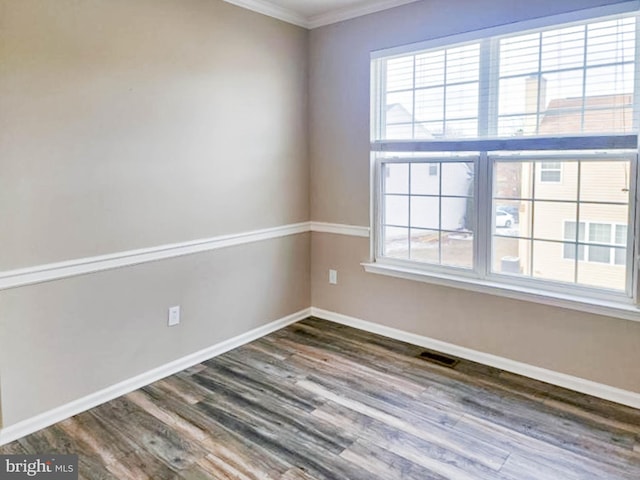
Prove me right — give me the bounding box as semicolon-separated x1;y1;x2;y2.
224;0;420;29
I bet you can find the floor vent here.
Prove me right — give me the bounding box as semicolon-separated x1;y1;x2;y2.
418;351;459;368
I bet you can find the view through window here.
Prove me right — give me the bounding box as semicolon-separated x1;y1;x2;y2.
372;8;639;299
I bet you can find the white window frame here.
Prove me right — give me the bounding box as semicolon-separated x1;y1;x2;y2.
365;2;640;321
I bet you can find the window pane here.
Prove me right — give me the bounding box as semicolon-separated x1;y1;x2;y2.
563;221;585;261
588;245;611;263
446;44;480;83
615;225;627;245
415;121;444;138
384;195;409;226
581;203;628;231
441;162;474;197
441;231;473;268
614;246;626;266
442;197;468;231
416;51;445;88
497;115;537;137
495;201;523;225
533;202;576;242
494;208;517;234
411;163;440;195
384;164;409;194
444;119;478;138
385;123;413;139
587;18;636;66
500;33;540;76
577;255;626;291
541;25;585;71
386;91;414;120
585;64;635;98
587;222;613;264
533;240;576;283
383;227;409;259
498;77;531;116
588;222;612;243
580;161;630;203
415;87;444;122
494;162;528;199
410;229;440;263
492;237;530;276
445;83;478;120
410;196;439;229
386;56;414;92
563;243;586;261
534;160;577;201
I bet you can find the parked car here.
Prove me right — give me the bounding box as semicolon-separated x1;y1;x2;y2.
497;205;519;224
496;210;514;228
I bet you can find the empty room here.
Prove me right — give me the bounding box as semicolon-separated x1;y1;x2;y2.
1;0;640;478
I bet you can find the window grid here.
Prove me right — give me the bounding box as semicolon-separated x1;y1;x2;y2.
380;14;637;140
381;161;475;269
373;8;639;301
490;156;631;287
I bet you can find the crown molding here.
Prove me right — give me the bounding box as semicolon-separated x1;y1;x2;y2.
223;0;422;29
223;0;309;28
307;0;421;29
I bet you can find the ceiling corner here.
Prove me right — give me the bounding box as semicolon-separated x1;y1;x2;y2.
307;0;421;29
222;0;311;28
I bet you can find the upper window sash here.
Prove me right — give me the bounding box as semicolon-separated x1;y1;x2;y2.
372;8;640;144
371;1;640;60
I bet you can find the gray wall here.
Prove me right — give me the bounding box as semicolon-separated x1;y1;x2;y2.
0;0;310;427
309;0;640;394
0;0;309;270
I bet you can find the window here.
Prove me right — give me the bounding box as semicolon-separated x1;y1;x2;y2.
564;221;628;266
371;6;639;303
540;161;562;182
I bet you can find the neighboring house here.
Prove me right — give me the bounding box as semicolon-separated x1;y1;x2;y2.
514;92;633;291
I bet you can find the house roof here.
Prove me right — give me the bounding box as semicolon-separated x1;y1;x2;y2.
539;94;634;135
386;103;434;138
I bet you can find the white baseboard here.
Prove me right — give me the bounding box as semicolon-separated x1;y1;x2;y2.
4;305;638;446
310;307;640;410
0;308;311;446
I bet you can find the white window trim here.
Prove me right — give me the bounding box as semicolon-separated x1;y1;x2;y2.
367;4;640;315
361;261;640;323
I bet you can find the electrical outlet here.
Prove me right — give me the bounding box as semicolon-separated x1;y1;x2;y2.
329;269;338;285
168;305;181;326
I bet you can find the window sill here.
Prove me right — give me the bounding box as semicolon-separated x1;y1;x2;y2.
361;262;640;323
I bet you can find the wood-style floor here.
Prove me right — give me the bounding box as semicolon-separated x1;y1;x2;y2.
2;317;640;479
